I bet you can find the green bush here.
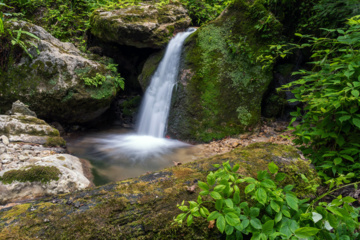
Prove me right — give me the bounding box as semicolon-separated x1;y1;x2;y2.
175;161;360;239
280;15;360;179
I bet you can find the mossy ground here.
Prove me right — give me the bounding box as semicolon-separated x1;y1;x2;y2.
0;143;318;239
168;0;282;142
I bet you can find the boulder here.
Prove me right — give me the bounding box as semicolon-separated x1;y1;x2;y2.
0;154;90;204
162;0;282;142
0;143;319;239
90;3;191;49
0;21;120;123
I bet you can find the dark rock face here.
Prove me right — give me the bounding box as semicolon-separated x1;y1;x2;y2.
90;3;191;49
164;0;282;142
0;143;319;239
0;21;120;124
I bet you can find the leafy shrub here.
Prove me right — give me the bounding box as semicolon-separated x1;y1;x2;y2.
280;16;360;179
175;161;360;239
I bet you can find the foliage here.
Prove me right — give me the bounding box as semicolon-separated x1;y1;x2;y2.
175;161;360;239
180;0;232;25
278;16;360;179
81;63;124;89
0;166;61;184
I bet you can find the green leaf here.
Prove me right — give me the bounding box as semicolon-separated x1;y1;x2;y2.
224;199;234;208
275;211;282;223
260;179;276;189
207;172;215;186
245;184;256;194
351;90;359;98
207;211;221;221
225;213;240;226
275;173;286;182
334;158;342;165
256;188;267;205
339;115;351;122
270;200;280;212
262;220;274;234
198;181;209;191
214;185;226;192
233;185;240;204
216;215;226;233
294;227;320;238
268;162;279;174
250;218;262;229
187;214;193;226
250;207;260;218
282;209;291;218
241;219;250;228
199;190;209;196
225;225;234;235
210;191;222;200
312;212;322;223
286;193;299;211
353;118;360;129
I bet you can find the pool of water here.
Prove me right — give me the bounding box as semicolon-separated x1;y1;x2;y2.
66;127;196;185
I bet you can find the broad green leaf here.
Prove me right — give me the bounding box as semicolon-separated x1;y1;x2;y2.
233;185;240;204
353;118;360;129
256;188;267;205
351;90;359;98
286;193;298;211
207;172;215;186
241;219;250;228
275;173;286;182
245;184;255;194
262;220;274;234
187;214;193;226
198;181;209;191
339;115;351;122
334;158;342;165
207;211;221;221
282;209;291;218
283;185;294;192
268;162;279;174
214;185;226;192
199;190;209;196
275;211;282;223
216;215;226;233
294;227;320;238
225;225;234;235
225;212;240;226
210;191;222;200
250;218;262;229
260;179;277;189
224;199;234;208
270;200;280;213
250;207;260;218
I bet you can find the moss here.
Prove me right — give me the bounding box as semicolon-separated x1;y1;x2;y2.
0;166;61;184
0;143;317;239
1;204;31;221
57;156;66;161
44;137;66;147
167;0;281;142
16;116;46;125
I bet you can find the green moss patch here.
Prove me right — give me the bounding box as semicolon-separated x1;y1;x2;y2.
44;137;66;147
0;166;61;184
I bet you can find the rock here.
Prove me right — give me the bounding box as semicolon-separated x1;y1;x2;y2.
0;143;319;239
0;136;9;146
8;100;37;117
0;115;62;145
165;0;282;142
0;154;90;204
90;3;191;49
0;21;120;123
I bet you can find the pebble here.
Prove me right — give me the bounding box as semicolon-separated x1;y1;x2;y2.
0;135;9;145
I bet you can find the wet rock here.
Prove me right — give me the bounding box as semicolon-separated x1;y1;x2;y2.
0;136;9;146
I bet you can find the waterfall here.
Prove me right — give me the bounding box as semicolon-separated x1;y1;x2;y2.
137;28;196;138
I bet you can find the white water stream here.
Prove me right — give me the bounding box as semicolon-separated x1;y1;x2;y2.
67;29;197;184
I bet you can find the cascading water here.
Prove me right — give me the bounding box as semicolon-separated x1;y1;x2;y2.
137;28;196;137
90;28;196;162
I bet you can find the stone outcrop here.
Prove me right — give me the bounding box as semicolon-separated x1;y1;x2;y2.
0;143;319;239
0;102;90;204
0;21;120;123
155;0;282;142
90;3;191;49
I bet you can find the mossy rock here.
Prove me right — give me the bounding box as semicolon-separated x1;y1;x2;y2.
167;0;282;142
0;21;119;124
90;3;191;49
0;143;319;239
0;166;61;184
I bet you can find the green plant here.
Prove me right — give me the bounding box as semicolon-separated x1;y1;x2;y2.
8;28;39;58
279;15;360;179
175;161;360;239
